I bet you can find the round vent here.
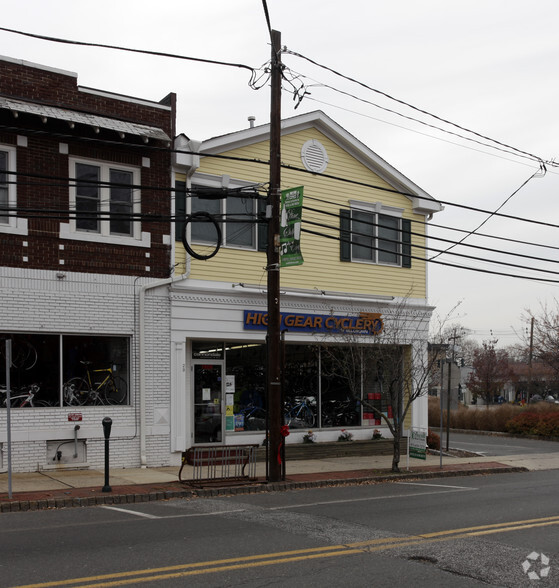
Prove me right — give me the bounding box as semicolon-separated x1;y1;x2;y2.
301;139;329;173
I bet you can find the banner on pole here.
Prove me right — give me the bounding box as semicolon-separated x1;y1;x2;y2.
280;186;304;267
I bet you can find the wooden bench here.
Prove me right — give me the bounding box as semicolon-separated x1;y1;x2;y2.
179;444;259;487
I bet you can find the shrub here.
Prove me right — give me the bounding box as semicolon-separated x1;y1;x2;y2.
427;428;440;450
506;411;559;437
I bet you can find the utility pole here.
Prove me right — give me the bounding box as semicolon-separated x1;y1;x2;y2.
446;328;461;451
266;29;282;482
527;316;534;404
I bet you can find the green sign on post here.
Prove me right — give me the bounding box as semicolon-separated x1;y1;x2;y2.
280;186;304;267
409;429;427;460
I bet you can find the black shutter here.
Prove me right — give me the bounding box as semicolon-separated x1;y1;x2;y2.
175;181;186;242
257;198;267;252
340;209;351;261
401;218;411;268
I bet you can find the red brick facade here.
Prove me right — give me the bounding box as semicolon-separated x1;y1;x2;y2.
0;57;175;278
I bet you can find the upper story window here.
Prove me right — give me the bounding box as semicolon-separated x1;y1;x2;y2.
190;183;257;250
74;161;135;236
0;149;8;224
340;203;411;268
62;158;148;246
0;144;27;235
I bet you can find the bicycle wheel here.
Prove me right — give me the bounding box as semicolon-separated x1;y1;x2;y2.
295;406;315;428
103;376;127;405
32;399;52;407
63;378;90;406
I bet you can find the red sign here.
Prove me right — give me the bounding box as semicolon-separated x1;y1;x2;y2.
68;413;83;422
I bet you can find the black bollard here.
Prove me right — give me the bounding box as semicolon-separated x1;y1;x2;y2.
102;417;113;492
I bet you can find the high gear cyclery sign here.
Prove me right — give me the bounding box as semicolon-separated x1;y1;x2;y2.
244;310;383;335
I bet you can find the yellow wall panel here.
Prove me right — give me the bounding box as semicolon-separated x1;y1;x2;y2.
177;127;428;299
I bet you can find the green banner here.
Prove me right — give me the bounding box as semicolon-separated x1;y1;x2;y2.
280;186;304;267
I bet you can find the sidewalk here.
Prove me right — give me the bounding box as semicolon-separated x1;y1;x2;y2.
3;450;556;512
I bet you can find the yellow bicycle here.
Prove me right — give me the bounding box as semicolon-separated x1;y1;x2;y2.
63;361;127;406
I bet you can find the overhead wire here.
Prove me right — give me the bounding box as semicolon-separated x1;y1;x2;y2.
282;48;550;167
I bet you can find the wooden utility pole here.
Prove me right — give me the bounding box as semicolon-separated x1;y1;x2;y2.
527;316;534;404
266;29;282;482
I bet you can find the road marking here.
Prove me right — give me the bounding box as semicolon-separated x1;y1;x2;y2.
100;506;161;519
397;482;475;490
14;514;559;588
267;487;475;510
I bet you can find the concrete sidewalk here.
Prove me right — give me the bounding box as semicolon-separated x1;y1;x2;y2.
2;449;557;512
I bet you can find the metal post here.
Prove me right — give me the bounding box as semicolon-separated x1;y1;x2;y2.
5;340;12;499
266;29;283;483
102;417;112;492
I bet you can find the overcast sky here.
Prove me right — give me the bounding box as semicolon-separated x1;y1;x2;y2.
3;0;559;348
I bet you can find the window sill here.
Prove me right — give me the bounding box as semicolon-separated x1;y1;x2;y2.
0;218;29;236
59;223;151;248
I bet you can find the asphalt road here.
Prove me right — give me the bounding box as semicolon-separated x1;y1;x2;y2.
447;431;559;456
1;463;558;586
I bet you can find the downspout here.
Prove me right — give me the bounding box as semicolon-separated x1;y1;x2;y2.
139;137;200;467
139;269;190;467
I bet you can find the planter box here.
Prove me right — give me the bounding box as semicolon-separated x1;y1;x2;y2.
256;439;406;462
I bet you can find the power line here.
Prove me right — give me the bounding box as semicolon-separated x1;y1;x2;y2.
283;48;550;167
0;27;257;74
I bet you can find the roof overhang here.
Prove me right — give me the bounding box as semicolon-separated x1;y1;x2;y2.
200;110;443;216
0;96;170;143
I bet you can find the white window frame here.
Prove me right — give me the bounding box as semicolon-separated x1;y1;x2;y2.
61;157;150;247
190;174;258;251
0;144;28;236
349;201;404;267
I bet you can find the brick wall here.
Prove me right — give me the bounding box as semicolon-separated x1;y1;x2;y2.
0;267;173;472
0;56;174;279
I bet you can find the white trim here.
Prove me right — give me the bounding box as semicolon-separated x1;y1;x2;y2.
190;173;259;251
65;156;143;243
0;144;28;236
59;223;151;247
0;54;77;78
79;86;172;111
349;200;404;217
200;110;442;215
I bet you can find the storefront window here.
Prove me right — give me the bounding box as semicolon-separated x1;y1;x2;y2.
320;347;361;427
191;339;401;434
226;343;266;431
0;333;129;407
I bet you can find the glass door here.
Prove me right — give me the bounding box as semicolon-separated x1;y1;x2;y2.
193;363;223;443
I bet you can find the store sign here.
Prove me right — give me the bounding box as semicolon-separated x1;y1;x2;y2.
280;186;304;267
67;413;83;422
243;310;383;335
409;429;427;460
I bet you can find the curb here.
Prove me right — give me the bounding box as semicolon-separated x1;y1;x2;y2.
0;465;527;513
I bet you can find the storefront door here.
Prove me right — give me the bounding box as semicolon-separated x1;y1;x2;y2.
193;362;223;444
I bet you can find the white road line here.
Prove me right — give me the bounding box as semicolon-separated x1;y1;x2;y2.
397;482;477;490
100;506;161;519
267;487;476;510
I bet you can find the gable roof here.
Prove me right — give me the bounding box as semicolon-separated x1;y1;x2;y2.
200;110;443;216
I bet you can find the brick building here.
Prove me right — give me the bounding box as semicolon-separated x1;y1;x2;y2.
0;56;175;471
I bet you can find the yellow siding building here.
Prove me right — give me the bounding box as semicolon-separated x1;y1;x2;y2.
169;111;442;456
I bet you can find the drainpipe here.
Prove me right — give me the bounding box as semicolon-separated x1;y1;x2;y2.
139;269;190;467
140;138;200;467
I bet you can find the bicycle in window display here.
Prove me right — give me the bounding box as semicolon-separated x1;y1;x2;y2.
63;361;127;406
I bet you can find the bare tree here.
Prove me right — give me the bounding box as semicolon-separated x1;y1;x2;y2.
525;302;559;380
466;340;511;405
318;297;445;472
